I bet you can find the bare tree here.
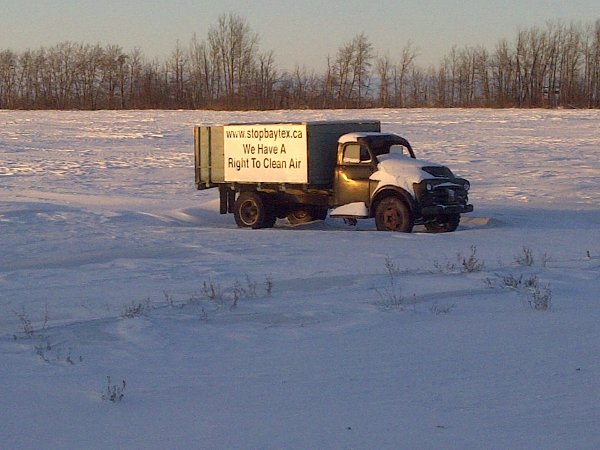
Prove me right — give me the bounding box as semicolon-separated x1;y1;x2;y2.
492;39;516;107
44;42;79;108
127;48;144;108
377;55;392;106
584;19;600;107
559;23;583;106
208;12;259;106
253;50;277;108
332;39;354;106
168;41;188;106
392;41;419;107
0;50;17;108
321;55;336;108
329;33;374;107
188;34;208;107
352;33;374;107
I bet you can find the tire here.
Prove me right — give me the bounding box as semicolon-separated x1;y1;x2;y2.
233;192;275;229
313;207;328;221
424;214;460;233
375;197;414;232
286;206;327;225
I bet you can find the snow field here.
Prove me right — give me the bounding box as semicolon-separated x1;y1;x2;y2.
1;108;600;449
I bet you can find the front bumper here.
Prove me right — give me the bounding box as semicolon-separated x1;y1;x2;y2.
421;203;474;216
414;178;473;217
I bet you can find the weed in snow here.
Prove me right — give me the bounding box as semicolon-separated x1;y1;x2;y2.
460;245;485;273
15;308;35;338
429;302;456;315
13;306;83;364
514;247;551;268
199;307;209;321
202;277;223;304
264;274;274;296
500;273;524;289
163;291;175;307
496;272;552;311
384;255;402;276
13;304;49;339
35;341;82;365
432;245;484;274
244;274;258;298
121;299;151;318
34;339;52;363
102;376;126;402
432;258;458;273
375;257;415;311
514;246;535;266
115;274;274;321
202;274;272;310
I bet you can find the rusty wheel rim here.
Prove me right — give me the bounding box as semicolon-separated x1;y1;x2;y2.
239;200;259;226
383;207;401;230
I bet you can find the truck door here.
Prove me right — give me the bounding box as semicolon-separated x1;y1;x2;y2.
333;143;376;207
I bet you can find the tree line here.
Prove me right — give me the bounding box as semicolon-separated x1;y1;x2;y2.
1;14;599;110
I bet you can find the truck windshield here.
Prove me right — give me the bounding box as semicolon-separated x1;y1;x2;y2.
376;139;415;159
357;134;416;159
372;144;407;157
389;144;406;156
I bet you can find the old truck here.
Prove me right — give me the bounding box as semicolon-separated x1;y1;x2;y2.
194;120;473;232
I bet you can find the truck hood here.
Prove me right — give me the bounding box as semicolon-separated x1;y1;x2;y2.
370;153;441;193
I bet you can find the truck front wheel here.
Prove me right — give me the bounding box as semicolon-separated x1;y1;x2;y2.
375;197;414;232
233;192;276;229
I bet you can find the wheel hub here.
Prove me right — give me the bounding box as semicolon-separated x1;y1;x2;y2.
240;201;259;225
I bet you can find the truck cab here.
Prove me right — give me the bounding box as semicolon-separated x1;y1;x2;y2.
330;132;473;232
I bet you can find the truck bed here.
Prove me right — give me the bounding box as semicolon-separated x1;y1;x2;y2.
194;120;381;189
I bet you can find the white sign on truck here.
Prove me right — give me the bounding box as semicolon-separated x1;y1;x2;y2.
223;123;308;183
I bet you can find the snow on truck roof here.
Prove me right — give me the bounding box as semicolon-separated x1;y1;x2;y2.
338;132;407;144
339;132;386;143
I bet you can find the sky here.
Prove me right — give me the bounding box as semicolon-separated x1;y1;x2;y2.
1;0;598;71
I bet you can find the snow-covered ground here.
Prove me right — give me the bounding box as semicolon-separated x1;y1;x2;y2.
1;108;599;449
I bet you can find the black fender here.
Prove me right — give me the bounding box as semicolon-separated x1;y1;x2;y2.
369;186;418;218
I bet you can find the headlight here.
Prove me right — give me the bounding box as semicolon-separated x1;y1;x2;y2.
463;181;470;191
426;182;434;192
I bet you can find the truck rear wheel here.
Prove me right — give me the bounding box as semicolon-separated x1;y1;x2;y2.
233;192;275;229
375;197;414;232
424;214;460;233
287;206;328;225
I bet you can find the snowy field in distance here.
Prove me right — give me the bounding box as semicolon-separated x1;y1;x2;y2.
1;108;600;449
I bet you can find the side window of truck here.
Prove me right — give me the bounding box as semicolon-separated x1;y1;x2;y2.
343;144;371;164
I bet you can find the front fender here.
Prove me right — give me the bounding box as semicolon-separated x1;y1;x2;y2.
370;186;418;218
